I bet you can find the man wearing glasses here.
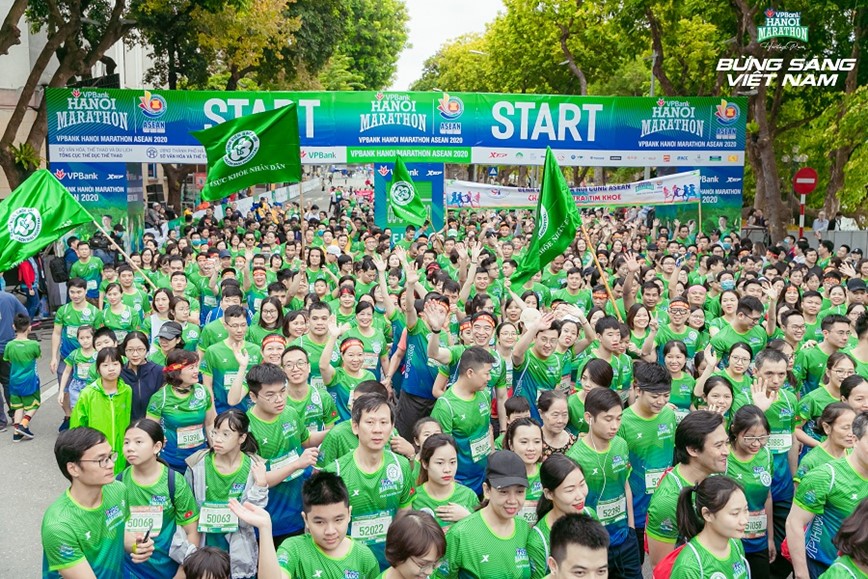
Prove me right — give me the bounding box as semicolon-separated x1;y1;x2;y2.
42;427;154;578
245;362;319;545
710;296;770;362
732;347;799;579
281;345;337;447
654;296;702;364
794;314;852;398
201;305;263;416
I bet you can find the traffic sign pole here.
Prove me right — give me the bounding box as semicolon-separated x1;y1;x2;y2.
793;167;818;238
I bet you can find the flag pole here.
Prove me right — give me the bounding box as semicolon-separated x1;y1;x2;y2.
580;224;622;322
697;199;703;236
89;218;158;292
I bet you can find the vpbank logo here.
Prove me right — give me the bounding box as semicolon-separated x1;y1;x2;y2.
54;169;66;180
758;8;808;43
8;207;42;243
714;100;740;125
378;165;391;177
436;93;464;120
138;90;167;118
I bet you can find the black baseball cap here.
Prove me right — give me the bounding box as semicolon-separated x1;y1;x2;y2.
847;279;867;293
487;450;529;489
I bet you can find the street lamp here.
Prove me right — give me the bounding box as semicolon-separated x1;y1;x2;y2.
781;146;809;235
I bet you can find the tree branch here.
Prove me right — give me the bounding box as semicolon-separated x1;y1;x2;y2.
645;7;677;96
0;0;28;56
557;21;588;95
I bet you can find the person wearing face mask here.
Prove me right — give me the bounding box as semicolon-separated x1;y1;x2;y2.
646;411;730;567
527;454;595;578
566;387;641;579
618;362;677;567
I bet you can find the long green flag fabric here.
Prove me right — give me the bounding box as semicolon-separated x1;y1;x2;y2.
191;104;302;202
388;156;428;227
511;147;583;287
0;169;93;272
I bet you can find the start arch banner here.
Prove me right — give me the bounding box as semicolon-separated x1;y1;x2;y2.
46;89;746;169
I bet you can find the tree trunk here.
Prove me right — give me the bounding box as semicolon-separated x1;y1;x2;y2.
750;89;786;241
0;0;28;56
823;8;863;216
163;164;194;210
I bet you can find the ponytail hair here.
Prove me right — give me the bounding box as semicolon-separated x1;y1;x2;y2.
213;409;259;455
676;475;744;541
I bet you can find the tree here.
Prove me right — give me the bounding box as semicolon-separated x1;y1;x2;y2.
0;0;28;56
338;0;409;90
0;0;137;190
318;52;366;91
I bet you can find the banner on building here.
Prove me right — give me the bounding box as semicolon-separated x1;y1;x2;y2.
446;170;702;210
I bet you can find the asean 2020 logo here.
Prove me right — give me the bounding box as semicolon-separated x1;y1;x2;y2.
224;130;260;167
390;181;415;206
8;207;42;243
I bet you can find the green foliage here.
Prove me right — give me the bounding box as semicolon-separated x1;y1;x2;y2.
9;142;40;172
318;52;366;91
337;0;409;90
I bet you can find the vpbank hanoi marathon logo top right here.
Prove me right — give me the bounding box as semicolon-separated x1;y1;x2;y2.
758;8;808;43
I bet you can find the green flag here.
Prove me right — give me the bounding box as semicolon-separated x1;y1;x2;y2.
191;104;302;202
0;169;94;272
388;156;428;227
511;147;582;287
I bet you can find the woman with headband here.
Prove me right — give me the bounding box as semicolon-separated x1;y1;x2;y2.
146;349;213;472
320;316;377;422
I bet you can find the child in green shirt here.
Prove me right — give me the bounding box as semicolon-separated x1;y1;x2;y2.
5;314;42;441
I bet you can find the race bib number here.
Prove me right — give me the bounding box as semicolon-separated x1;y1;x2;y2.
768;433;792;452
126;505;163;534
198;502;238;534
203;295;218;308
253;298;263;312
519;504;538;525
66;326;79;339
86;280;97;291
223;372;241;392
469;434;492;463
363;353;378;370
351;513;392;543
177;424;205;449
745;509;768;539
674;408;690;423
270;450;304;482
76;363;92;380
645;468;668;494
596;496;627;524
310;376;324;390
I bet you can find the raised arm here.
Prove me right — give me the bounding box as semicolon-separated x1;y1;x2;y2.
513;312;554;367
622;252;641;312
319;316;347;387
424;301;452;364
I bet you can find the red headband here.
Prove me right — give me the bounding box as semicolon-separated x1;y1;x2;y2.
340;338;363;353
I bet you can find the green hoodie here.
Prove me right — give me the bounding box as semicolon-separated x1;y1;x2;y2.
70;378;133;474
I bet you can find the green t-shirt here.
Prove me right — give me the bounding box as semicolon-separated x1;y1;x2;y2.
3;337;41;396
798;385;839;445
438;510;532;579
527;508;596;579
146;383;211;471
203;452;252;550
411;482;480;530
795;445;850;485
794;346;832;398
669;373;696;421
618;406;677;527
646;464;693;544
325;367;377;423
514;350;563;423
565;436;632;546
70;257;104;297
726;447;773;552
431;387;492;494
324;450;414;569
317;421;359;468
671;537;749;579
655;326;703;363
566;392;588;436
710;324;768;359
201;340;262;414
121;288;151;316
286;385;339;434
41;482;128;579
197;319;228;352
118;464;200;577
821;555;868;579
795;457;868;566
102;305;141;343
290;335;332;391
55;302;103;360
248;405;310;535
277;535;380;579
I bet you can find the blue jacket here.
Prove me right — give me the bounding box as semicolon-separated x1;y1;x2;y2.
122;360;165;420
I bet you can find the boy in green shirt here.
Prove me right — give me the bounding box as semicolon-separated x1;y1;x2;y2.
545;514;610;579
5;313;41;441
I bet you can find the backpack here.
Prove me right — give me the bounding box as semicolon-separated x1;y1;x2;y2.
117;466;177;510
49;256;69;283
652;543;698;579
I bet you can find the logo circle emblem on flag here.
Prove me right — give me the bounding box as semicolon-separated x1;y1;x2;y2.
538;205;549;237
390;181;414;206
224;130;260;167
8;207;42;243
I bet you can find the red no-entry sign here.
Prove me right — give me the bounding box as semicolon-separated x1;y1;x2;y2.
793;167;818;195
